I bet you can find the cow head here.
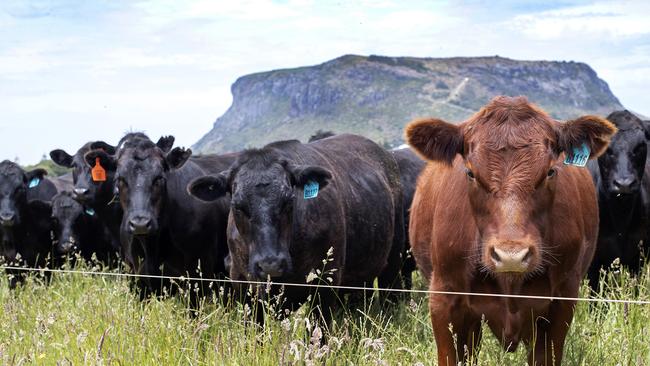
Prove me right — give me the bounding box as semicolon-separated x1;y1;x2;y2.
43;192;95;256
597;110;649;196
188;149;331;280
50;141;117;205
87;134;185;241
0;160;47;227
406;96;616;276
0;161;50;261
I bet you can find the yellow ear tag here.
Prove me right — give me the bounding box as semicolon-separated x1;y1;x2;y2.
91;157;107;182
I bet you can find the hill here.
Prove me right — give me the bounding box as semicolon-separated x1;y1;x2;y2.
193;55;624;153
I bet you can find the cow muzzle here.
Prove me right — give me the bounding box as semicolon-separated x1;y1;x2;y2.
251;253;291;279
0;212;15;227
486;241;535;273
128;216;154;236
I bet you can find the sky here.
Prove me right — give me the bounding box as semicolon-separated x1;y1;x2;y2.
1;0;649;164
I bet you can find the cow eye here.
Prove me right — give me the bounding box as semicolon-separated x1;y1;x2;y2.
605;148;614;156
465;168;475;180
633;144;646;156
547;168;556;178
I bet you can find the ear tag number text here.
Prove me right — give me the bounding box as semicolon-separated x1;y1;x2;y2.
304;181;319;199
563;143;590;167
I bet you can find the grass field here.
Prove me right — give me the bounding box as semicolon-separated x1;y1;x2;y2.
1;261;650;365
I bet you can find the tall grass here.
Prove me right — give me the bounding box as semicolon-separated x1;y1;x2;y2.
1;261;650;365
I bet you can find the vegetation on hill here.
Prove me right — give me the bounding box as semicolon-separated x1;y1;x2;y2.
23;158;70;177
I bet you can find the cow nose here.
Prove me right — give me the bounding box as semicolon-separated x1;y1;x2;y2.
57;241;75;255
73;188;89;198
128;217;153;235
613;177;637;194
489;246;532;273
0;213;15;226
254;254;290;279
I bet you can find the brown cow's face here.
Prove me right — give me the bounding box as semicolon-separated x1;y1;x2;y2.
464;141;559;275
406;96;617;277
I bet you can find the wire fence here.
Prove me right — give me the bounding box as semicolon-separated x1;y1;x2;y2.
1;265;649;305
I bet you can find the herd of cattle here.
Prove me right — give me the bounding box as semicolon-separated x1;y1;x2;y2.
1;96;649;364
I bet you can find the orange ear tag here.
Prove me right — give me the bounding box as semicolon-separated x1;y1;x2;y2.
91;157;107;182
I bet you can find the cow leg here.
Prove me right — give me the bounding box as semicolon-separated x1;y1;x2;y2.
429;278;481;365
378;209;406;302
528;299;575;366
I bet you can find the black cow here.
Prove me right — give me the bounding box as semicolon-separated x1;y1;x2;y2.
587;110;650;290
390;147;425;289
36;191;118;264
307;132;425;291
51;141;122;253
85;133;235;302
188;134;405;323
50;136;175;260
0;160;59;287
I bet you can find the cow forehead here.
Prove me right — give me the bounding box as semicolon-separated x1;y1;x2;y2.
234;164;292;199
119;154;164;178
469;144;552;194
0;162;24;182
611;127;645;146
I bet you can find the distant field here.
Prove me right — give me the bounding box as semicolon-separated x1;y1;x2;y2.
1;262;649;365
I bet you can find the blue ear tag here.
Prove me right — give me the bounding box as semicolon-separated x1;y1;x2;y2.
85;208;96;216
303;180;319;199
563;143;590;167
28;177;41;188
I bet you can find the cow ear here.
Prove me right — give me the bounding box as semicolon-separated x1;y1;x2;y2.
50;149;73;167
188;174;228;202
557;115;617;159
157;135;175;153
84;149;116;170
25;168;47;184
165;147;191;170
405;118;463;165
290;165;332;189
90;141;117;155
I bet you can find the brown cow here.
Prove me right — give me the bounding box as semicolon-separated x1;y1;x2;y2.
406;96;616;365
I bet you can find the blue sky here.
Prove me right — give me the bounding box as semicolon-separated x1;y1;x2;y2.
1;0;649;164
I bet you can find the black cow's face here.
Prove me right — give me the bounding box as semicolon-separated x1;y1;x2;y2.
598;112;649;196
188;151;331;280
49;193;88;255
95;136;187;243
0;161;44;227
51;142;116;205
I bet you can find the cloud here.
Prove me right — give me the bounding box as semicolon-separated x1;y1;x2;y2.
511;2;650;40
0;0;649;164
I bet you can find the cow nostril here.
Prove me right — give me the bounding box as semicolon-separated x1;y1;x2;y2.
521;248;533;263
489;247;501;263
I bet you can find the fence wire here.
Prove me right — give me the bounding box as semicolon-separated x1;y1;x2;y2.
1;265;649;305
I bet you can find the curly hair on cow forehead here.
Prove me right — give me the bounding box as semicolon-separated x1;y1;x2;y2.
463;96;558;151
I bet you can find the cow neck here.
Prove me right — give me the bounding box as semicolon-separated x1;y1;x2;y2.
496;276;525;314
599;189;642;236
